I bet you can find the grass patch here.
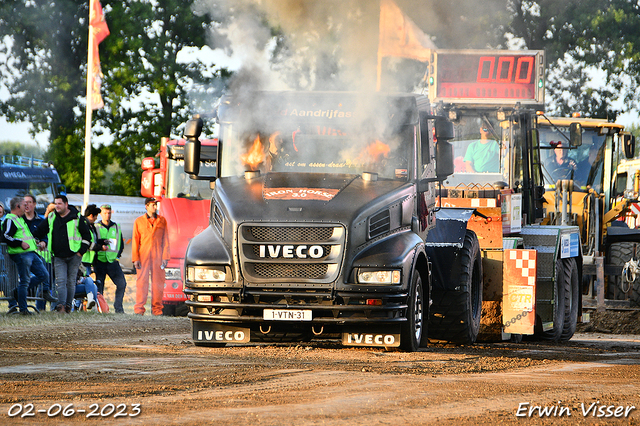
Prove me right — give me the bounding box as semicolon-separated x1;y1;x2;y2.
0;274;189;326
0;310;188;328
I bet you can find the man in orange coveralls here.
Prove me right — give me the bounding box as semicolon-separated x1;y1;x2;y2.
132;197;170;315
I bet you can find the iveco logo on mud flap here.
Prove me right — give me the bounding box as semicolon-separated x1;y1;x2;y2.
258;244;324;259
197;330;246;342
343;333;400;347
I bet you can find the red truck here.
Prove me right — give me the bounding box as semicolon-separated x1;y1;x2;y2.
141;137;218;315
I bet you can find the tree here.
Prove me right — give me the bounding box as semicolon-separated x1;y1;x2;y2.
0;0;93;191
506;0;640;119
577;0;640;113
0;141;44;158
93;0;230;195
0;0;230;195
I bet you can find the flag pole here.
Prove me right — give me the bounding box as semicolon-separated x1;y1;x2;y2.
83;0;95;214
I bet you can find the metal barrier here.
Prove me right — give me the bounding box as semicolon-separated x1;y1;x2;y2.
0;243;18;301
0;243;54;313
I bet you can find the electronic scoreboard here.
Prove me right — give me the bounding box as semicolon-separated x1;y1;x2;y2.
426;50;545;105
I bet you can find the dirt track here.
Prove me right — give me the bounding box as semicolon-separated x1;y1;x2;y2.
0;312;639;425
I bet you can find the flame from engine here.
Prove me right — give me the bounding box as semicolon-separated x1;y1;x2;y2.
241;134;266;170
268;131;281;156
364;140;391;163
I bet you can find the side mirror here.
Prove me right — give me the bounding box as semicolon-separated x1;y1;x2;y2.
141;169;161;198
435;117;454;141
622;133;636;159
184;140;201;176
184;118;203;176
569;122;582;147
56;184;67;196
141;157;155;171
418;112;431;163
436;140;454;180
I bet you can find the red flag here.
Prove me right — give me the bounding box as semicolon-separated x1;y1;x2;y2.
90;0;110;109
378;0;436;62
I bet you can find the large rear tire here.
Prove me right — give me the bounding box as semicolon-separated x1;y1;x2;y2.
560;257;579;341
429;230;482;344
536;258;566;341
400;269;428;352
607;242;640;306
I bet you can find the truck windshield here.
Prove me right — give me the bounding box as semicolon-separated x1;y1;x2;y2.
442;115;509;188
166;158;215;200
0;182;56;215
219;123;413;181
538;126;606;192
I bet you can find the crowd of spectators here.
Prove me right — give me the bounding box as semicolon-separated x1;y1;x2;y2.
0;194;151;316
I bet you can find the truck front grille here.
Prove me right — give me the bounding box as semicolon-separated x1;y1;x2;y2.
252;263;328;279
249;226;334;242
239;224;345;285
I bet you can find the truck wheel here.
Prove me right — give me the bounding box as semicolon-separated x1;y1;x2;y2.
175;302;190;316
560;258;579;341
536;258;566;341
429;230;482;344
400;269;428;351
162;304;176;316
162;302;189;316
607;242;640;306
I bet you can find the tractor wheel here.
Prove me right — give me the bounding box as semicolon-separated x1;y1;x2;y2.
429;230;482;344
608;242;640;306
560;257;579;341
536;258;566;341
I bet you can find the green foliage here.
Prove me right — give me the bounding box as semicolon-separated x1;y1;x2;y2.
0;142;43;159
46;123;107;194
506;0;640;117
0;0;86;141
94;0;230;195
0;0;230;196
629;123;640;159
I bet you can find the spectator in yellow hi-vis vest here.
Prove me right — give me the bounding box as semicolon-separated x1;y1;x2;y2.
2;197;53;314
95;204;127;313
132;198;170;315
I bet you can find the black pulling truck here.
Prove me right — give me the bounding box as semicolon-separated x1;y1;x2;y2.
181;91;457;351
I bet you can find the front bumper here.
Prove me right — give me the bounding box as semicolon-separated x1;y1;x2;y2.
185;288;409;326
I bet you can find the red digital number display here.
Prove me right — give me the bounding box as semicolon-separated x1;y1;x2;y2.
435;52;540;102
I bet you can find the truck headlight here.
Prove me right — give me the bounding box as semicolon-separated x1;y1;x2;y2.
357;269;401;284
164;267;181;281
187;266;227;282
